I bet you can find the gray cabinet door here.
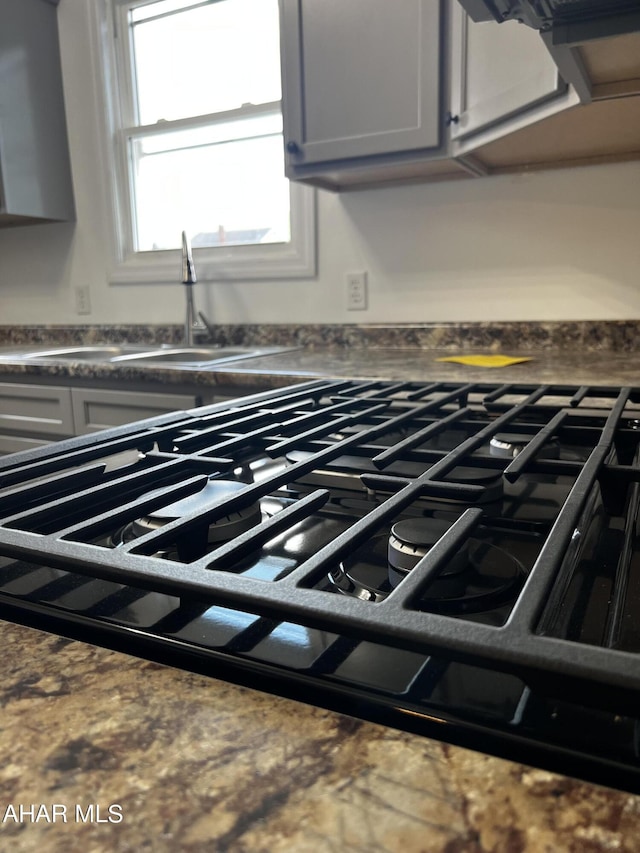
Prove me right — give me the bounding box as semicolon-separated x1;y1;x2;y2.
71;388;201;435
449;3;566;142
0;382;74;437
0;0;74;223
0;434;53;456
281;0;442;168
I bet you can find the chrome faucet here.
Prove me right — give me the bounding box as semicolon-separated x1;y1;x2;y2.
181;231;212;346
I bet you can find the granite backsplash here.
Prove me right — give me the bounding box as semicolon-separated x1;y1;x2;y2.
1;321;639;352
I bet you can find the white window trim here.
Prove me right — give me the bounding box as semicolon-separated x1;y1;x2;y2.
88;0;316;284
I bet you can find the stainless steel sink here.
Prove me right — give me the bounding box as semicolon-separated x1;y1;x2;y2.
21;345;154;361
112;347;258;365
8;344;295;367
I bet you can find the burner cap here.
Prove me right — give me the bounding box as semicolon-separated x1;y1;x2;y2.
388;518;468;577
129;479;261;544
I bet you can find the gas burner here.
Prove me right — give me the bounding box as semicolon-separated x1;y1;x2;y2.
327;533;391;603
329;523;526;617
388;518;468;577
327;564;389;603
109;479;262;558
490;432;560;459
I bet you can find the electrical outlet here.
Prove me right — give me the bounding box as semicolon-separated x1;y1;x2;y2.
75;286;92;315
346;271;368;311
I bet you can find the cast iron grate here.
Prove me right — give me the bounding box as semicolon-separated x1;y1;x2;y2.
1;378;640;719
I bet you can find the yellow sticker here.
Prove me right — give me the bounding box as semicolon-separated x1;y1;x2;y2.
435;355;533;368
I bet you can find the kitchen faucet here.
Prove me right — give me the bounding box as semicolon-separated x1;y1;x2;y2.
181;231;213;346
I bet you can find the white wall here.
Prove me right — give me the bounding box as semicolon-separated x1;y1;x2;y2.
1;0;639;327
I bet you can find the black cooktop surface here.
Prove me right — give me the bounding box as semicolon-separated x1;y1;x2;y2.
1;378;640;791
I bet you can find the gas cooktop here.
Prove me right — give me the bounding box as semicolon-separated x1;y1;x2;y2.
1;378;640;791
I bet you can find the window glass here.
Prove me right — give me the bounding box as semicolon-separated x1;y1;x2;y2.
131;0;282;125
130;119;290;251
102;0;314;280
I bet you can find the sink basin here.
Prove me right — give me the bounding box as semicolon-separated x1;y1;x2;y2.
112;347;255;365
10;344;295;367
22;345;154;360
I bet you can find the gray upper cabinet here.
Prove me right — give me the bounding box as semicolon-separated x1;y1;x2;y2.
280;0;444;183
0;0;75;225
448;3;567;142
279;0;640;189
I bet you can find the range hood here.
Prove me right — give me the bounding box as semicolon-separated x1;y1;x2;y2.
459;1;640;44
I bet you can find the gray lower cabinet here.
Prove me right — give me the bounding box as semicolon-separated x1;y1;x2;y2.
70;387;200;435
0;0;74;224
0;433;55;455
0;382;74;453
0;382;202;453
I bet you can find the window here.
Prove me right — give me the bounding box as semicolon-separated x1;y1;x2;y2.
98;0;315;282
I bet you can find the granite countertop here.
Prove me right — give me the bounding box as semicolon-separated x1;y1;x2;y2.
216;346;640;388
0;345;639;391
3;619;640;853
1;320;639;390
2;326;640;849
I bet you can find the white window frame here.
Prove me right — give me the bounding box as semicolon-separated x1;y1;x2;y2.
90;0;316;284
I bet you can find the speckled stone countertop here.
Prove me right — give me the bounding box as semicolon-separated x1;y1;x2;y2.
2;324;640;850
217;347;640;388
3;620;640;853
0;344;639;391
0;320;639;390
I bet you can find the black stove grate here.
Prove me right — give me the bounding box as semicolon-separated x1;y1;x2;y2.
2;378;640;790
